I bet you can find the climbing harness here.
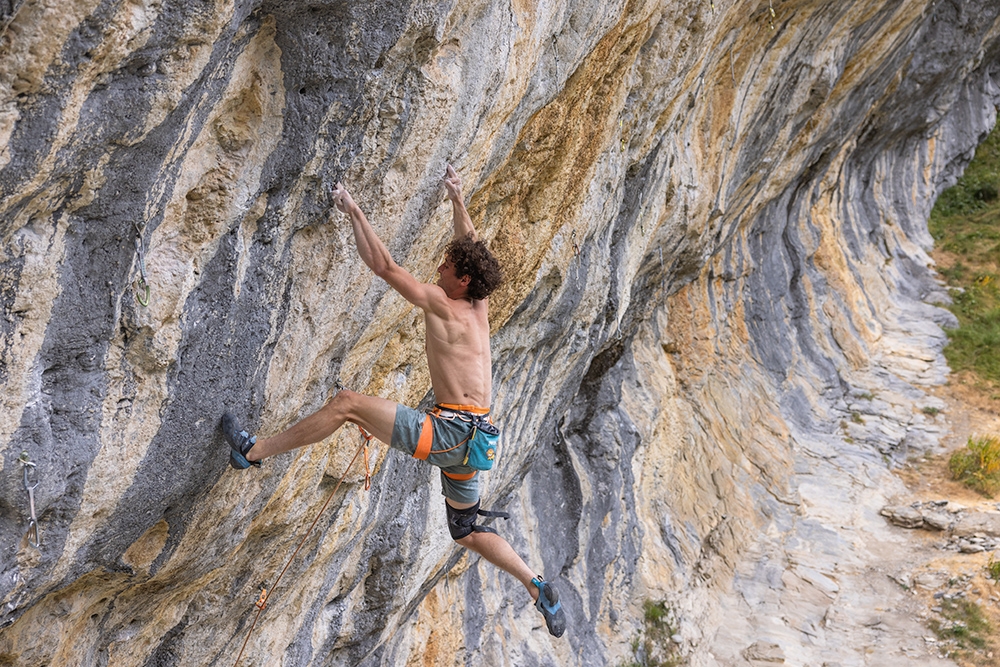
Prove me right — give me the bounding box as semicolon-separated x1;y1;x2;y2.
133;221;150;307
412;404;499;475
232;433;371;667
18;452;40;548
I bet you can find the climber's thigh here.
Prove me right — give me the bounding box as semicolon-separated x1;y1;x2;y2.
334;389;397;445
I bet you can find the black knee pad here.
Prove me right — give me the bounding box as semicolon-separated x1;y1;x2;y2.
446;500;481;540
446;501;510;540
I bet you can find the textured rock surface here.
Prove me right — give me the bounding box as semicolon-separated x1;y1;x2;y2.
1;1;999;665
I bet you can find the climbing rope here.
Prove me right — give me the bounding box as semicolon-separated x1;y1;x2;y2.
232;431;373;667
18;452;39;548
133;221;150;307
358;426;374;491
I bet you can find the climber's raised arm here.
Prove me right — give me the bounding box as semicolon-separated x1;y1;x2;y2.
443;164;477;242
332;182;448;314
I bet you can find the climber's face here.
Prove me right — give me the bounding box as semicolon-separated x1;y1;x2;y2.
436;257;470;299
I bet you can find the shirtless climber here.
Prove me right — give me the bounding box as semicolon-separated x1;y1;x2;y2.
221;165;565;637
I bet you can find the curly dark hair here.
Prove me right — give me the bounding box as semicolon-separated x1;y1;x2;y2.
446;233;503;300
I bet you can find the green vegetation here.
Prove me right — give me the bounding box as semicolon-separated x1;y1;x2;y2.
987;554;1000;584
948;435;1000;496
929;122;1000;387
930;598;993;657
619;600;683;667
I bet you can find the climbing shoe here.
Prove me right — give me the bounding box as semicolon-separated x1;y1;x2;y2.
532;577;566;637
222;412;260;469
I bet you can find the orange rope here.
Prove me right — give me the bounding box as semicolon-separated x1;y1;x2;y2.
233;434;371;667
358;426;373;490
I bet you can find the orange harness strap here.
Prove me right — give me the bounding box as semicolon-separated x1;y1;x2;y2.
442;470;477;481
437;403;490;414
413;415;434;460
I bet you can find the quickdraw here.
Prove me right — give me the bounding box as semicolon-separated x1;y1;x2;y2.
133;221;150;307
18;452;40;548
658;246;666;292
358;426;373;491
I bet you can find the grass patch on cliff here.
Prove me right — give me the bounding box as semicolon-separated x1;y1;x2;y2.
619;600;683;667
930;597;995;663
930;121;1000;390
948;435;1000;497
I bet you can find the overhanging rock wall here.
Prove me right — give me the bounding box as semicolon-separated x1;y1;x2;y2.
1;1;999;665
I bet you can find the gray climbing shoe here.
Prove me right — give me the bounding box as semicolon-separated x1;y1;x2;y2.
222;412;260;469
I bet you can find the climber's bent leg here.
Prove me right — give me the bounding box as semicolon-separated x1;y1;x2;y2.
247;389;397;461
448;499;537;598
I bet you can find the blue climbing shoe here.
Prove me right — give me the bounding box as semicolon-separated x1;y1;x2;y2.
532;577;566;637
222;412;260;469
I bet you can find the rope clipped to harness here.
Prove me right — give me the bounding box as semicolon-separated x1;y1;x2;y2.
232;433;372;667
412;404;499;475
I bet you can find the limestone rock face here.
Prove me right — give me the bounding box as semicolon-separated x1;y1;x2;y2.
1;1;999;665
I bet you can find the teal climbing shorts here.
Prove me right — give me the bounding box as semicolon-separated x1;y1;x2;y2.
391;404;484;504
